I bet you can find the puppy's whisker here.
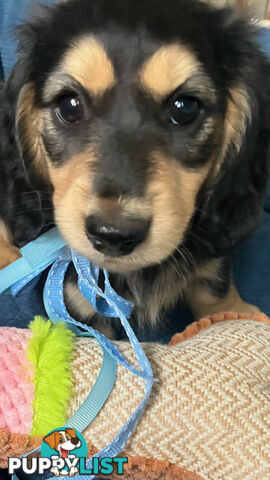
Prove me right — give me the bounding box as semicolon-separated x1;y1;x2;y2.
173;247;187;269
9;191;52;199
186;231;204;244
169;258;185;282
8;199;52;210
174;247;189;268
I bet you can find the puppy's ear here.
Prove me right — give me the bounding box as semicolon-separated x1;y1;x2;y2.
43;431;57;450
66;428;76;438
188;16;270;259
6;60;50;189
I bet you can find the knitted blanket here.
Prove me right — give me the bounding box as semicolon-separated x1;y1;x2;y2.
1;312;270;480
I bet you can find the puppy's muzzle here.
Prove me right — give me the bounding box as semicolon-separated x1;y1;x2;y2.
86;214;150;257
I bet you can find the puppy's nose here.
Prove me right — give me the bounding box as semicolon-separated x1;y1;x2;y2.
71;438;80;446
86;215;150;257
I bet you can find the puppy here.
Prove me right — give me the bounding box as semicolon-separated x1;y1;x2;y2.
43;428;81;476
44;428;81;458
0;0;270;338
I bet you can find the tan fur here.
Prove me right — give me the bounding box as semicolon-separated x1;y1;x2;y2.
201;84;251;193
125;265;188;327
61;36;115;96
98;196;151;218
13;38;256;327
65;282;119;339
187;259;260;320
191;283;260;319
139;43;214;101
143;152;210;266
221;84;251;161
16;83;49;183
16;43;238;281
48;152;97;202
0;220;20;271
48;147;210;275
48;152;101;261
65;282;97;319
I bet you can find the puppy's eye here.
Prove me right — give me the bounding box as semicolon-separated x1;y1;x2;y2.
56;94;82;124
170;96;200;126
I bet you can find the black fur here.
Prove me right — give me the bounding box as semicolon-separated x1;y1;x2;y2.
0;79;53;246
185;48;270;260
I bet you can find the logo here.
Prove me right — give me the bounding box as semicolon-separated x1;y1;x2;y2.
8;427;128;477
42;427;87;476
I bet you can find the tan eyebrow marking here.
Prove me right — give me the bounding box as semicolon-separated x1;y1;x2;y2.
138;44;204;100
61;36;115;96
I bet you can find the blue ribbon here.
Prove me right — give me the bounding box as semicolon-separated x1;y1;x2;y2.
43;250;153;480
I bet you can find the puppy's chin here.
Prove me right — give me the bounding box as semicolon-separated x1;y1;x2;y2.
88;255;149;273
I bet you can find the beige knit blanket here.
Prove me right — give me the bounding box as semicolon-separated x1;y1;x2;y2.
1;313;270;479
68;315;270;480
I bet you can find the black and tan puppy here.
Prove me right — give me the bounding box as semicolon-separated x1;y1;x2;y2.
0;0;270;338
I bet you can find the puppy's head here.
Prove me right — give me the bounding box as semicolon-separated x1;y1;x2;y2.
10;0;270;271
43;428;81;457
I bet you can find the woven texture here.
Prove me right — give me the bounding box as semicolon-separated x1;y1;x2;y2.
69;320;270;480
170;311;270;344
0;327;33;434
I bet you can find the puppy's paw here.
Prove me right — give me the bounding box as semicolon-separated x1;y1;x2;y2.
69;466;79;476
50;467;60;476
90;315;120;340
233;301;261;316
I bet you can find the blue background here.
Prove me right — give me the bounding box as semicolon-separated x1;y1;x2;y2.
41;428;88;460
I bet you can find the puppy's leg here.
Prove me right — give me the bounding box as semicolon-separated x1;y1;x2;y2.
64;281;121;339
187;258;260;320
0;219;20;270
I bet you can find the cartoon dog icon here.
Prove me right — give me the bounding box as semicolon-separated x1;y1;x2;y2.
43;428;81;476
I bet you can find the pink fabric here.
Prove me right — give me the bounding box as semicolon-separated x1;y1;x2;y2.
0;328;34;434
